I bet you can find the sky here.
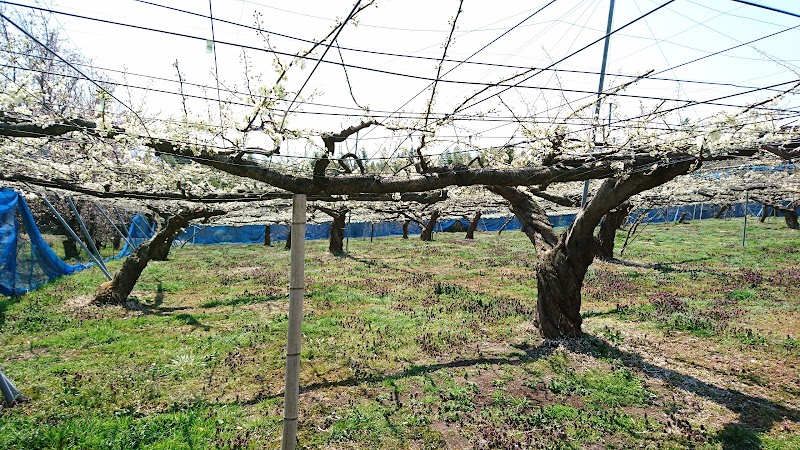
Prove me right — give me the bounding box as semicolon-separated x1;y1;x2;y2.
2;0;799;163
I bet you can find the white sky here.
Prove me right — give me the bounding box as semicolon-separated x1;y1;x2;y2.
3;0;800;161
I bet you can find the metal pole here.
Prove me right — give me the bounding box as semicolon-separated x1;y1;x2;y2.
94;204;135;251
42;196;112;280
742;191;749;247
115;207;144;242
117;207;150;240
582;0;616;209
281;194;306;450
699;203;704;220
66;197;104;263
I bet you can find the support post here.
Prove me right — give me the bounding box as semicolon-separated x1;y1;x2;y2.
582;0;616;209
112;207;137;249
0;369;23;405
66;197;105;263
742;191;749;247
42;197;112;280
281;194;306;450
94;204;135;251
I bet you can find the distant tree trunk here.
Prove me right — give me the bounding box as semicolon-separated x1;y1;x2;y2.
62;239;79;259
94;208;222;305
370;223;374;242
784;208;799;230
112;235;121;250
420;209;439;242
757;201;798;230
465;211;482;239
714;204;729;219
596;202;631;261
314;206;348;254
760;203;769;223
330;212;346;254
402;220;410;239
264;224;271;246
677;212;688;224
285;228;292;250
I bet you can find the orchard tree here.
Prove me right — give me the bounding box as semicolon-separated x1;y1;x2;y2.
2;0;799;338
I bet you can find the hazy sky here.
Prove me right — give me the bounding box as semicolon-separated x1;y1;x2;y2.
4;0;799;159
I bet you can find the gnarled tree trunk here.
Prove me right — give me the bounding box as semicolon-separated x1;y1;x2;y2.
595;202;631;261
785;209;799;229
264;224;271;246
62;239;79;259
94;208;222;305
313;206;348;254
402;220;410;239
465;211;482;239
489;161;693;338
420;209;439;242
760;203;769;223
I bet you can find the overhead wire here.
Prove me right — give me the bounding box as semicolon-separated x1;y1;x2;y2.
0;10;153;136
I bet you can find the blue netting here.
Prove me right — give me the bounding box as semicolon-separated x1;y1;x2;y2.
112;214;155;259
0;189;89;296
4;182;797;296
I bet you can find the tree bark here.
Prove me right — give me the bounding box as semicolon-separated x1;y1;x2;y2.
714;204;730;219
329;212;346;254
62;239;79;259
285;228;292;250
402;220;410;239
490;161;693;339
760;203;769;223
311;206;348;254
264;224;271;246
488;187;558;254
94;208;222;305
420;209;439;242
465;211;482;239
595;202;631;261
784;209;799;229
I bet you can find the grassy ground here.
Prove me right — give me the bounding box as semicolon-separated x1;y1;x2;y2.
1;218;799;449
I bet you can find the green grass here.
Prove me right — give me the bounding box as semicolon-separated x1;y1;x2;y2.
2;218;799;448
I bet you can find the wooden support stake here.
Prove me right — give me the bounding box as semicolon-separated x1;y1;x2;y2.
281;194;306;450
742;191;749;247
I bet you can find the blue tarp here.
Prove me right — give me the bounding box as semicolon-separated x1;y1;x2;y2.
3;182;798;296
174;200;795;246
0;189;88;296
112;214;155;259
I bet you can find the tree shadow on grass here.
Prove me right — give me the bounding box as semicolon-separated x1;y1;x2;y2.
0;296;20;328
253;333;798;449
546;334;799;450
344;255;422;277
250;354;529;404
124;281;207;331
608;257;719;274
